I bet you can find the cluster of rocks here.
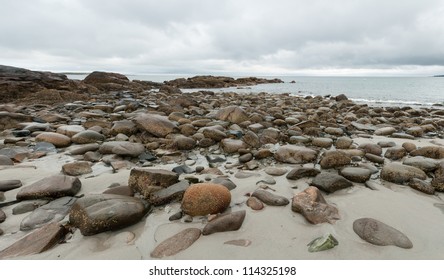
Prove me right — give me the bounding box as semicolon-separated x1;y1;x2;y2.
165;75;283;88
1;69;444;259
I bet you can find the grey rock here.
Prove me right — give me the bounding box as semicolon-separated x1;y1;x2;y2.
380;163;427;184
286;167;321;180
16;175;81;200
149;180;190;206
274;145;318;164
251;189;289;206
403;156;439;172
408;178;435;195
202;210;246;235
0;180;22;192
12;200;50;215
312;172;353;193
339;167;372;183
99;141;145;157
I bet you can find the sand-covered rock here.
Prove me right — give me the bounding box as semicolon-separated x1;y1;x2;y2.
380;163;427;184
128;168;179;198
61;161;92;176
181;183;231;216
410;146;444;159
151;228;201;258
35;132;71;148
320;151;351;169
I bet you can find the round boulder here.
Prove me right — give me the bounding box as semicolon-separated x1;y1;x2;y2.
35;132;71;148
181;183;231;216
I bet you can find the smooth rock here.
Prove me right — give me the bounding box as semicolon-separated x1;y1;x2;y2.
311;137;333;148
111;120;137;136
264;167;287;176
410;146;444;159
286;167;321;180
375;126;396;136
203;127;227;142
359;143;382;156
0;209;5;223
149;180;190;206
247;196;264;210
320;151;351;169
128;168;179;198
134;113;177;138
380;163;427;184
211;178;237;191
69;194;150;236
0;180;22;192
20;196;77;231
384;147;407;160
215;106;249;124
202;210;246;235
12;200;50;215
181;183;231;216
62;161;92;176
68;143;100;155
0;222;66;260
99;141;145;157
221;138;247;153
311;172;353;193
102;185;134;197
274;145;318;164
71;130;105;144
56;125;85;137
16;175;81;200
33;142;57;153
292;186;339;224
403;156;438;172
0;155;14;165
307;234;339;252
150;228;201;258
35;132;71;148
335;137;353;149
339;167;372;183
353;218;413;249
251;189;289;206
224;239;252;247
365;153;385;164
171;135;196;150
408;178;435;195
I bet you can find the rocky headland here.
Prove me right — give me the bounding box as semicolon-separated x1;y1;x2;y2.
0;65;443;259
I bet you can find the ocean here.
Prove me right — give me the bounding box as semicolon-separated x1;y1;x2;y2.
67;74;444;108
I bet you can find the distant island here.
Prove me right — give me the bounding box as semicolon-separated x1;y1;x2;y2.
433;75;444;77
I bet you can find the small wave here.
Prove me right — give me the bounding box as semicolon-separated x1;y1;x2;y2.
350;98;437;106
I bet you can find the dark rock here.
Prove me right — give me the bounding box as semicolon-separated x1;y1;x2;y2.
286;167;321;180
0;180;22;192
0;155;14;165
149;180;190;206
16;175;81;200
33;142;57;153
151;228;201;258
69;194;150;236
339;167;372;183
384;147;407;160
12;130;31;137
128;168;179;198
134;113;177;138
181;183;231;216
408;178;435;195
62;161;93;176
291;186;339;224
238;153;253;163
211;178;237;191
312;172;353;193
353;218;413;249
251;189;289;206
0;222;66;260
102;185;134;197
172;165;195;175
83;71;130;91
20;196;77;231
364;153;385;164
169;211;183;221
0;208;5;223
202;210;246;235
380;163;427;184
359;143;382;156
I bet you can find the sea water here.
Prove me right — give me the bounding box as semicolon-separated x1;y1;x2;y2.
68;74;444;107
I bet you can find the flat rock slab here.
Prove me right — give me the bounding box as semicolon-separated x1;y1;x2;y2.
20;196;77;231
128;168;179;198
16;175;81;200
0;222;66;260
311;172;353;193
292;186;339;224
149;180;190;206
353;218;413;249
202;210;246;235
264;167;288;176
380;163;427;185
150;228;201;258
0;180;22;192
69;194;150;236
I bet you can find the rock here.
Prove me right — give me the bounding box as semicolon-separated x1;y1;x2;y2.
202;127;227;142
254;149;273;159
307;234;339;252
12;200;50;215
221;139;247;153
324;127;344;136
378;141;396;148
0;192;5;202
351;121;377;131
67;143;100;155
0;180;22;192
311;172;353;193
274;145;318;164
247;196;264;210
339;167;372;183
202;210;246;235
150;228;201;258
402;142;417;153
311;137;333;148
380;163;427;184
0;112;32;130
110;120;137;136
103;185;134;197
403;156;438;172
384;147;407;160
238;153;253;163
286;167;321;180
61;161;92;176
0;155;14;165
224;239;252;247
359;143;382;156
0;209;5;223
364;153;385;164
181;183;231;216
33;142;57;153
264;167;287;176
243;131;260;148
128;168;179;198
406;126;424;137
211;178;237;191
71;130;105;144
134;113;177;138
432;162;444;192
35;132;71;148
69;194;150;236
99;141;145;157
291;186;339;224
408;178;435;195
353;218;413;249
391;133;415;140
215;106;249;124
172;165;194;175
20;196;77;231
171;135;196;150
56;125;85;137
410;146;444;159
256;176;276;185
374;126;396;136
16;175;81;200
0;222;66;260
335;137;353;149
251;189;289;206
149;180;190;206
320;151;351;169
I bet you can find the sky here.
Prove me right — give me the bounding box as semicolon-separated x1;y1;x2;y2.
1;0;444;76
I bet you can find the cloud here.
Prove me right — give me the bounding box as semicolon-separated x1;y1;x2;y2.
1;0;444;75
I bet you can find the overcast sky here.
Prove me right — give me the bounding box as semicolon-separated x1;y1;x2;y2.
1;0;444;76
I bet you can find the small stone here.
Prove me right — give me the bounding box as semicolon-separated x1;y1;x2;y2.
247;196;264;210
68;143;100;155
403;156;438;172
307;234;339;252
353;218;413;249
251;189;289;206
359;143;382;156
202;210;246;235
151;228;201;258
0;180;22;192
216;106;249;124
211;178;237;190
224;239;252;247
312;172;353;193
402;142;417;153
274;145;318;164
239;153;253;163
0;155;14;165
171;135;196;150
62;161;93;176
374;127;396;136
56;125;85;137
149;180;190;206
221;139;247;153
99;141;145;157
311;137;333;148
172;165;195;175
181;183;231;216
292;186;339;224
384;147;407;160
364;153;385;164
264;167;287;176
339;167;372;183
335;137;353;149
286;167;320;180
256;176;276;185
169;211;183;221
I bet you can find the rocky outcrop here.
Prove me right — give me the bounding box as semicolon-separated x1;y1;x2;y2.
165;75;283;88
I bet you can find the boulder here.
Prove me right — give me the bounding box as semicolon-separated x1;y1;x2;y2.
380;163;427;184
291;187;339;224
274;145;318;164
311;172;353;193
99;141;145;157
69;194;150;236
215;106;249;124
128;168;179;198
181;183;231;216
320;151;351;169
16;175;81;200
134;113;177;138
61;161;93;176
35;132;71;148
71;130;105;144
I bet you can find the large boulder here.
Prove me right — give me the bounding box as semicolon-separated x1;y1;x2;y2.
274;145;318;164
69;194;150;236
83;71;130;91
134;113;178;138
292;187;339;224
181;183;231;216
380;163;427;184
128;168;179;198
16;175;81;200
